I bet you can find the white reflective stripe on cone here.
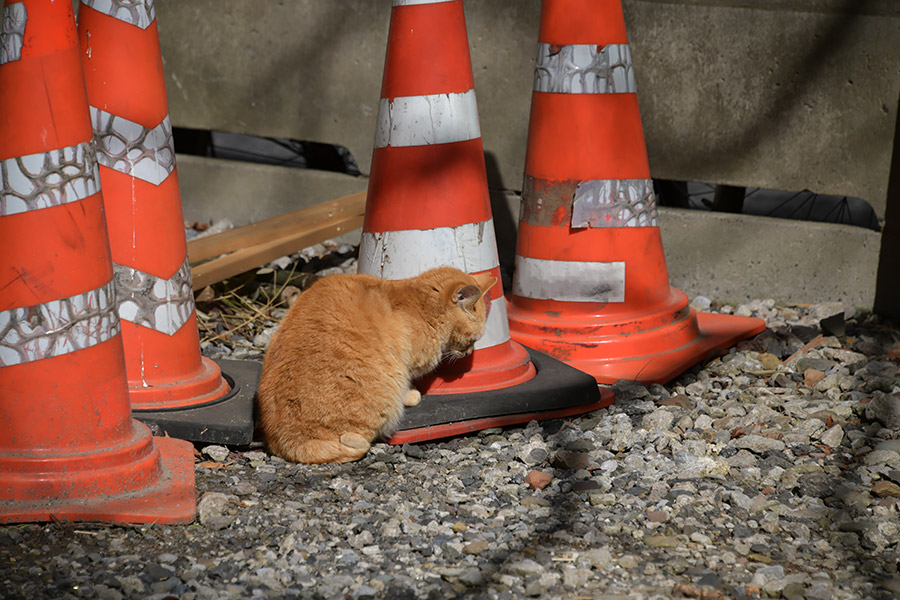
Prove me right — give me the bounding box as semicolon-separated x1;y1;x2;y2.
359;219;499;280
1;142;102;216
534;43;635;94
0;2;27;65
477;296;510;351
90;107;175;186
0;280;120;366
513;256;626;303
392;0;456;6
375;90;481;148
113;257;195;336
80;0;155;29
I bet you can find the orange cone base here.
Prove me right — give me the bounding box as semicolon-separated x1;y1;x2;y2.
121;320;229;411
415;341;536;395
0;434;195;525
508;292;766;385
387;346;612;444
386;394;613;445
133;358;260;446
129;355;231;411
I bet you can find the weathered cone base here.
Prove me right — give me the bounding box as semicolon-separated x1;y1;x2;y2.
415;339;536;395
510;294;766;384
128;355;231;411
386;347;611;444
133;358;259;445
0;436;195;524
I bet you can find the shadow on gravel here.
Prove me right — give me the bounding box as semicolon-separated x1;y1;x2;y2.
437;315;900;600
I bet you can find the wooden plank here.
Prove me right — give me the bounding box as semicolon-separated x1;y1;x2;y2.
187;190;366;263
188;192;366;290
190;212;364;290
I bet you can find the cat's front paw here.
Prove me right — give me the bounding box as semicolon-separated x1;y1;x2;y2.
404;389;422;407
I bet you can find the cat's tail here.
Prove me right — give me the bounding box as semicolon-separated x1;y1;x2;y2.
270;434;370;464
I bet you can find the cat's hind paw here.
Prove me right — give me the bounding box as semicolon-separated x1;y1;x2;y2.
340;432;371;451
404;389;422;407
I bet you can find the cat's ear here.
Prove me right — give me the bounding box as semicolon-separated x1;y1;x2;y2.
472;273;498;294
454;284;483;311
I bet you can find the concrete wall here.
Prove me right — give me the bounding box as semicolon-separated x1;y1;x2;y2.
157;0;900;309
157;0;900;213
177;159;882;309
658;208;882;307
626;0;899;218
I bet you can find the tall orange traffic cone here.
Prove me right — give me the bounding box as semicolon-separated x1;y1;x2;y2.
77;0;256;444
359;0;609;444
507;0;766;384
0;0;194;523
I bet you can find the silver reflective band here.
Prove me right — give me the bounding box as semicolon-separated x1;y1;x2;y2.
359;220;499;281
534;43;635;94
513;256;625;303
80;0;155;29
0;281;120;366
1;143;102;216
113;257;195;336
0;1;26;65
375;90;481;148
571;179;658;228
90;107;176;186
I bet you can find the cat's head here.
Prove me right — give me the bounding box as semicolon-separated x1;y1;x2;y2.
443;270;497;359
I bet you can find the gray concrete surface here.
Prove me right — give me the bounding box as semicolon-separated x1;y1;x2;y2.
874;93;900;319
177;155;367;229
156;1;387;174
157;0;899;215
178;159;879;309
658;208;881;309
157;0;899;311
490;187;881;308
626;0;900;218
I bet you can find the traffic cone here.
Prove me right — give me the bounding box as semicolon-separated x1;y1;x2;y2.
507;0;766;384
0;0;194;523
77;0;256;444
359;0;609;444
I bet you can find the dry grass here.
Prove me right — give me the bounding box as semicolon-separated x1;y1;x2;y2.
196;263;309;349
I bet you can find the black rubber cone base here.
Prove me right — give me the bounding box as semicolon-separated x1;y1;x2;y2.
134;359;260;446
386;346;613;444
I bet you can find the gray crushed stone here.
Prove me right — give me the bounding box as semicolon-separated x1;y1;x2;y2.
2;247;899;600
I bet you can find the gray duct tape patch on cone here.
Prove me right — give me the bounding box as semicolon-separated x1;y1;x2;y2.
571;179;659;228
520;176;659;229
0;2;26;65
534;43;635;94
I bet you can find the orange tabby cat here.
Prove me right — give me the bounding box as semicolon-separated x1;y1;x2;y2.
256;266;497;464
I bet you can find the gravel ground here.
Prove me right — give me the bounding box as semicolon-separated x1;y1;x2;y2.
2;243;900;600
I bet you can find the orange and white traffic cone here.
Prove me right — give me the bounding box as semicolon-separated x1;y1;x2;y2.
359;0;609;444
0;0;194;523
507;0;766;384
77;0;255;443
